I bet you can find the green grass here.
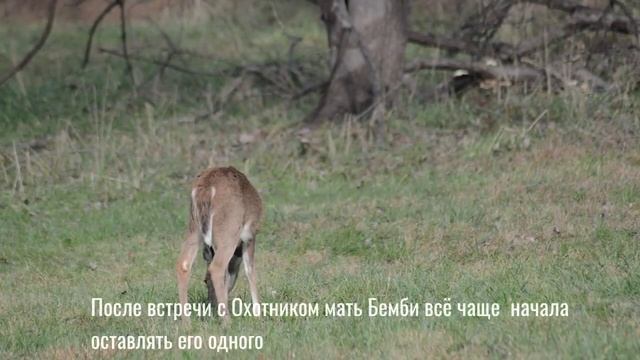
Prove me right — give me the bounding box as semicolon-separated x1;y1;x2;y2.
1;5;640;359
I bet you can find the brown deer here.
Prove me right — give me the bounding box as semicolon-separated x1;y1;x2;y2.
176;166;262;323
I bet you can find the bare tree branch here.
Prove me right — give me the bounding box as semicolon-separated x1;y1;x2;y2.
117;0;134;82
82;0;134;83
0;0;58;87
82;0;119;68
460;0;515;48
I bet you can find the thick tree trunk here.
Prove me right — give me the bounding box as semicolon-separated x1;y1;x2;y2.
307;0;407;123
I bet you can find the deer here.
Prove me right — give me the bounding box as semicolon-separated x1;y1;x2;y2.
176;166;263;323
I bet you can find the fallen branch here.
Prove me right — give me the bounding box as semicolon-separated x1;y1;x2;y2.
98;48;223;77
408;56;614;100
424;74;483;102
410;19;636;62
100;47;313;97
528;0;638;35
244;65;294;94
407;31;484;56
291;80;329;100
406;57;546;102
408;0;640;61
405;58;543;82
0;0;58;87
612;0;639;42
573;68;612;92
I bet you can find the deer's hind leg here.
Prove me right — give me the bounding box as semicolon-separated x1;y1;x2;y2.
204;244;241;304
208;215;243;322
203;245;217;305
226;245;243;294
176;231;199;319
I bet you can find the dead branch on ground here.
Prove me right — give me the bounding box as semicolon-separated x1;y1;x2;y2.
406;0;640;98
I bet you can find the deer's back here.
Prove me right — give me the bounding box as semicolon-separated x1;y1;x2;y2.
190;167;262;233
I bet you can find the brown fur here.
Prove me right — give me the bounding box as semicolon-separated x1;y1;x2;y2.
176;166;262;323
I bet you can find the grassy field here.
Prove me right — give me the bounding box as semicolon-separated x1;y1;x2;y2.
1;4;640;359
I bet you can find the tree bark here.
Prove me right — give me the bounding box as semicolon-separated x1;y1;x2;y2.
307;0;407;123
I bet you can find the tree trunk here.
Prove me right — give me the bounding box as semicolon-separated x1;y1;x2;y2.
307;0;407;124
